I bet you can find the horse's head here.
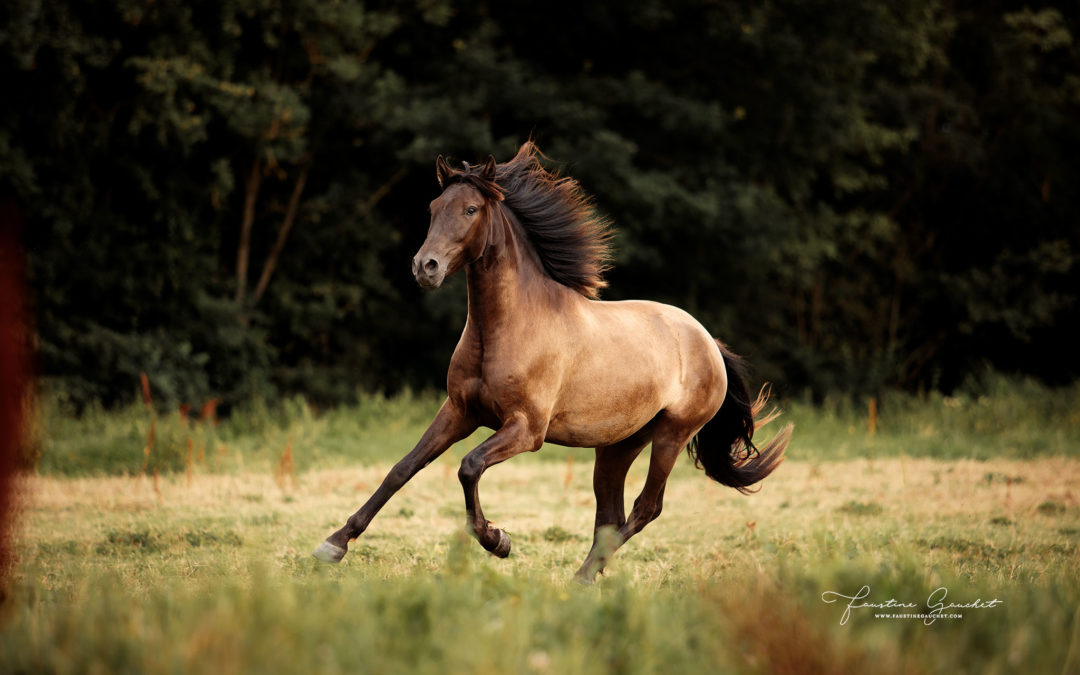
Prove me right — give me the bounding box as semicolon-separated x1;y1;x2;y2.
412;155;504;289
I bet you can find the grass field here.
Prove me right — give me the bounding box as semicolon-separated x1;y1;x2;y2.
3;378;1080;674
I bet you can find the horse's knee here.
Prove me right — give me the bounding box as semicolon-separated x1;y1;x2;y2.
458;453;484;485
384;462;412;490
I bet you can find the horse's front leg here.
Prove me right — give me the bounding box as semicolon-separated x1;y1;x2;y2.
458;413;545;557
313;398;475;563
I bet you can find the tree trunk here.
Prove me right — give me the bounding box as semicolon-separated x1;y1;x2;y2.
252;160;311;306
235;157;263;303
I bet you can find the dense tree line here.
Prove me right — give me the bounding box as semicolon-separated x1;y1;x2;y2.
2;0;1077;408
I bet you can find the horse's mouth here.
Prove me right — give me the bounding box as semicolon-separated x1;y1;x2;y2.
415;275;443;290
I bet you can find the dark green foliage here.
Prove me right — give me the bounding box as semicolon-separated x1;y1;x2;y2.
97;529;161;554
182;529;243;548
1037;501;1067;516
541;525;586;544
2;1;1077;408
837;501;884;516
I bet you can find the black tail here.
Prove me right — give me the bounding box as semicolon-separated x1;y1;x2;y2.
687;342;792;493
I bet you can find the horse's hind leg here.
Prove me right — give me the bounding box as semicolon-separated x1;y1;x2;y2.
619;431;688;541
314;398;475;562
576;419;697;583
573;430;650;583
458;413;545;556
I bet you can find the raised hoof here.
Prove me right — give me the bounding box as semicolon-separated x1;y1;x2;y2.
312;541;347;563
490;529;512;558
573;571;596;586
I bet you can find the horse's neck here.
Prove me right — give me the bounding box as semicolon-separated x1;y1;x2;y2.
465;207;549;329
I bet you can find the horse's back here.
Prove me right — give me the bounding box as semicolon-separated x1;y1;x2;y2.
578;298;722;372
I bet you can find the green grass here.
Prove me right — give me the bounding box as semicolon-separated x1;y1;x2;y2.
784;374;1080;462
4;375;1080;673
8;549;1075;675
27;373;1080;478
5;454;1080;674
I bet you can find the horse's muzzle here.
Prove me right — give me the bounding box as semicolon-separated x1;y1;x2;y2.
412;254;444;289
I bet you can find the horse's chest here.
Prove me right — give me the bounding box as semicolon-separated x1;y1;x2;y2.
472;368;540;419
450;321;562;422
454;359;550;424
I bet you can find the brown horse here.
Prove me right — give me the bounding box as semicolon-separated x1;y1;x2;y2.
314;142;791;582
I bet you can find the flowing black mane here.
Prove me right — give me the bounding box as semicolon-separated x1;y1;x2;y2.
443;142;613;299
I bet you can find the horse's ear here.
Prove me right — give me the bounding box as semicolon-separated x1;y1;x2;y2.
435;155;452;188
480;155;497;182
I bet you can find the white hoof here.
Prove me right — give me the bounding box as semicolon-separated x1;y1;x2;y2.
491;529;511;558
312;541;347;563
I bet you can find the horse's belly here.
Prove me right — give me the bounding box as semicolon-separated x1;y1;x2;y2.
544;415;654;448
543;383;665;448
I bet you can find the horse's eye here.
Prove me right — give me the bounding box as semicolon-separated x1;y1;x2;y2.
465;206;478;216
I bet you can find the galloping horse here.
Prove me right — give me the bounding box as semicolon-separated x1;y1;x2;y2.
314;142;791;582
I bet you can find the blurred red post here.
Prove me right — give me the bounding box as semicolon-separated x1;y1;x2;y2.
0;197;30;583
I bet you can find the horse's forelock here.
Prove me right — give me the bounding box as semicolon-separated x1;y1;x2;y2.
442;168;505;202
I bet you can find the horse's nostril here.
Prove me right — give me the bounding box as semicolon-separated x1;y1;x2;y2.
424;259;439;274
